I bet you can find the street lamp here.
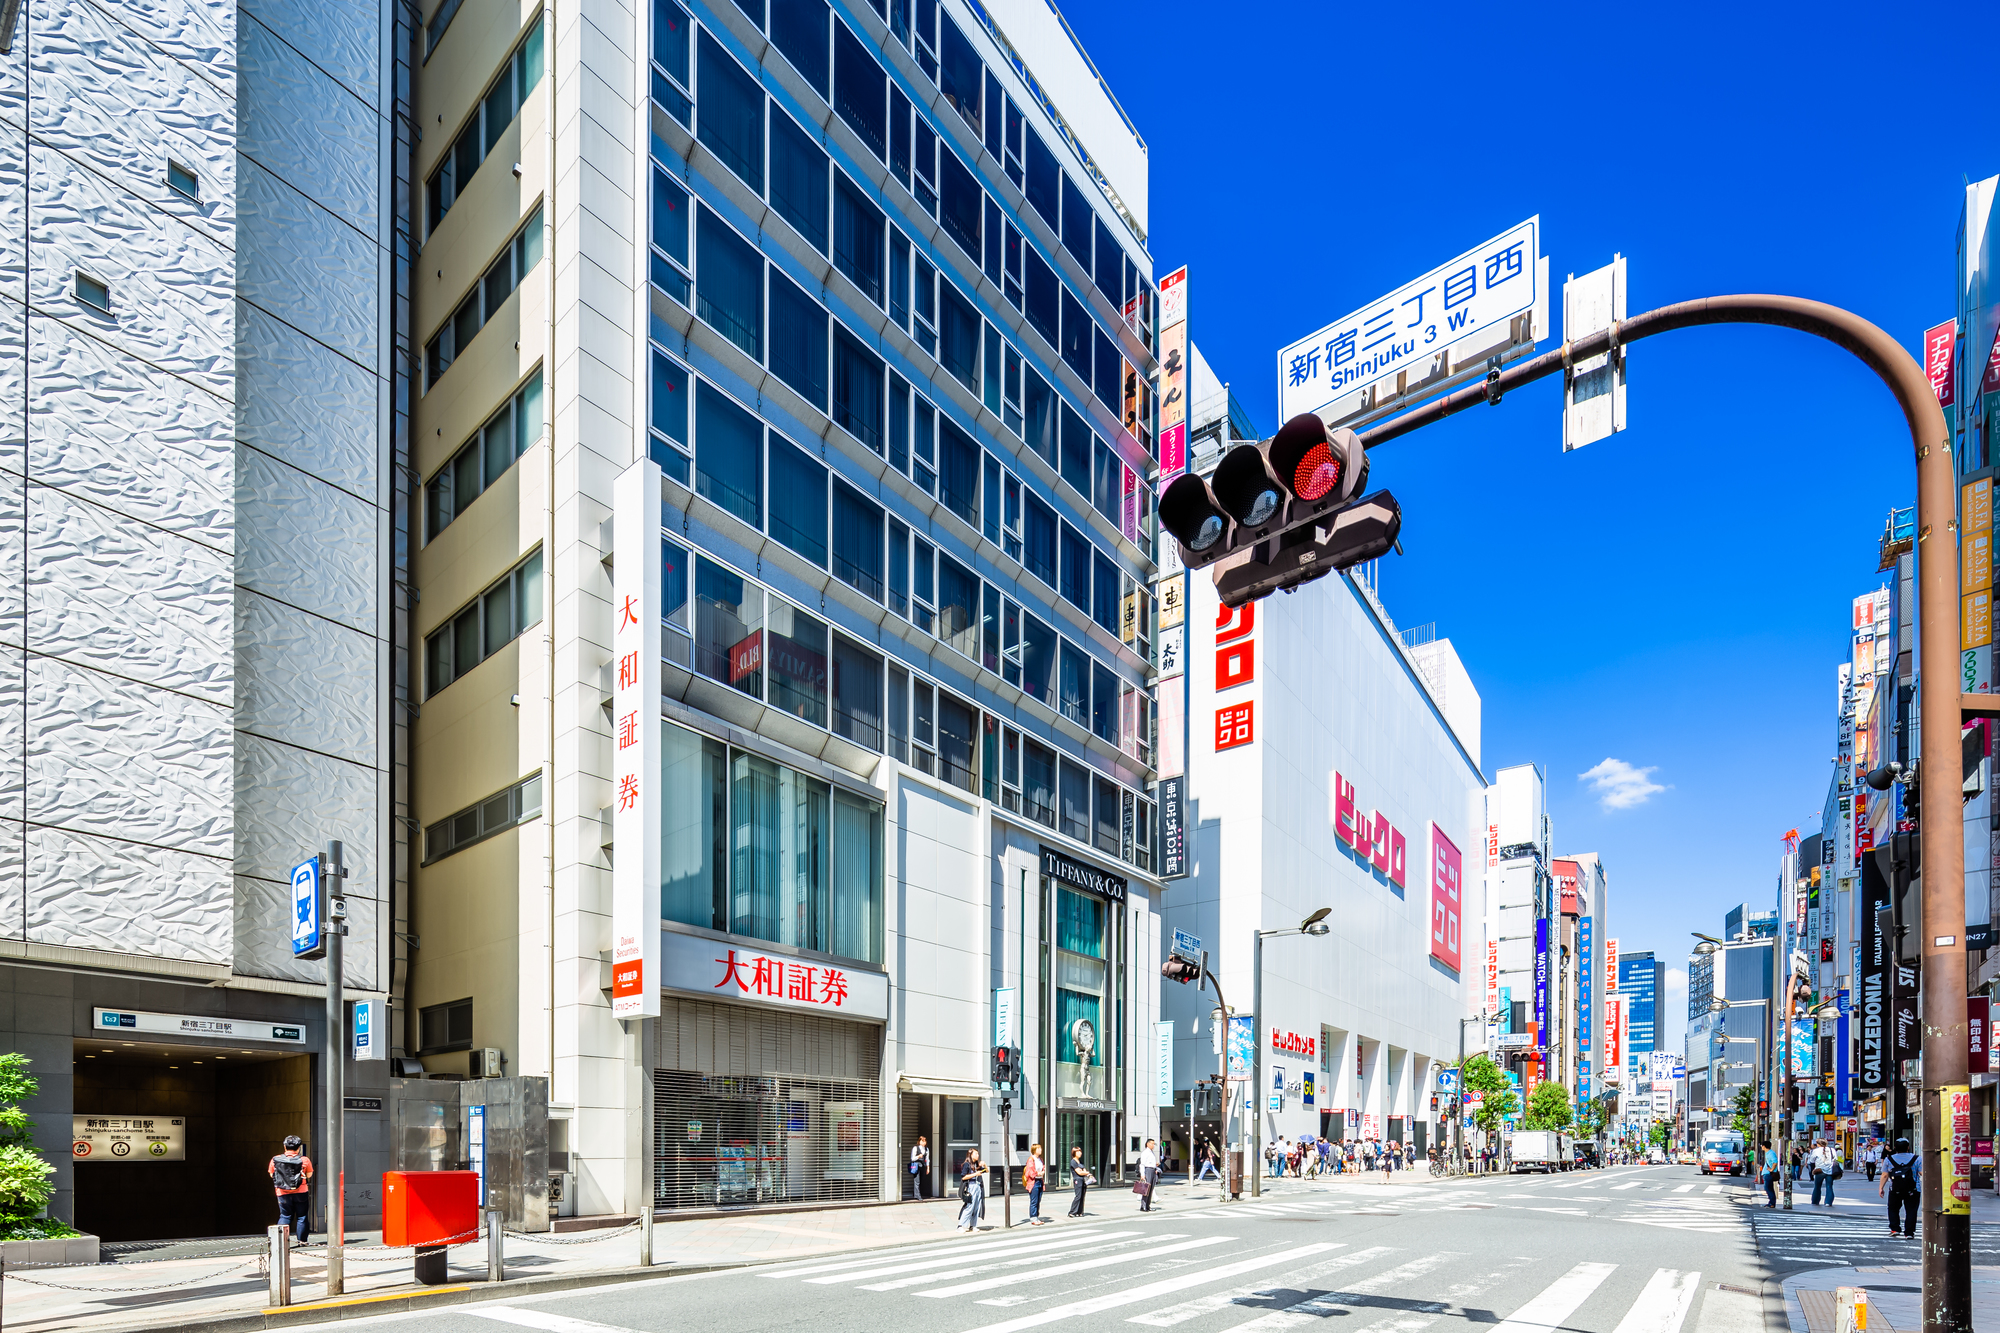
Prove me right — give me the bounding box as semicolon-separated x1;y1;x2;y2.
1250;908;1332;1198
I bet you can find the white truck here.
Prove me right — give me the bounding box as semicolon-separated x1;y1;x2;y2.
1508;1129;1572;1173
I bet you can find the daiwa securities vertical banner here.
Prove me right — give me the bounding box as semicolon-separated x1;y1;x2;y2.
1428;824;1462;971
1156;267;1189;481
610;459;663;1019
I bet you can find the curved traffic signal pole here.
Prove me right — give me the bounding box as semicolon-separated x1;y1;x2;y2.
1361;294;1965;1333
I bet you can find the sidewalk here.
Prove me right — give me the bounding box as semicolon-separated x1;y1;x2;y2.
1783;1267;2000;1333
0;1168;1458;1333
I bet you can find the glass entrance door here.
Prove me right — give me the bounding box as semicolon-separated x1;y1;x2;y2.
1055;1111;1102;1186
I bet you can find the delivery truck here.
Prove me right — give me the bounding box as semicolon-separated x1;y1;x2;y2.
1508;1129;1572;1173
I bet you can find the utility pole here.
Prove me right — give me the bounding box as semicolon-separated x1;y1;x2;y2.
1356;295;1962;1332
322;840;349;1296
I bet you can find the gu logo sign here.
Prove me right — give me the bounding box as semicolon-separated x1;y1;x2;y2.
1428;824;1462;971
1332;771;1406;887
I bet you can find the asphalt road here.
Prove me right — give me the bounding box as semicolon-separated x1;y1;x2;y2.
277;1164;1965;1333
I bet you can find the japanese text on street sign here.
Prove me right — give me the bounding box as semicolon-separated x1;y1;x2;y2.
1277;218;1543;424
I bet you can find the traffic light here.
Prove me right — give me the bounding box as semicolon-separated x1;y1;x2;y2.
1814;1087;1836;1116
1162;956;1201;985
1159;414;1400;609
991;1045;1018;1089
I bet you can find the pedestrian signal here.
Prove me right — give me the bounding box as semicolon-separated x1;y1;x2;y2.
1162;957;1200;985
991;1045;1018;1089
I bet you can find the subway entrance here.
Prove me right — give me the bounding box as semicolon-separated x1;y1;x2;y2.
71;1039;312;1242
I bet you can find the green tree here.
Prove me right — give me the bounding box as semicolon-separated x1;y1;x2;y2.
0;1055;54;1230
1459;1054;1518;1136
1572;1097;1604;1139
1729;1083;1757;1142
1524;1081;1574;1131
1649;1120;1671;1150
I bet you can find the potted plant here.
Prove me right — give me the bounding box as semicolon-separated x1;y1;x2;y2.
0;1056;94;1265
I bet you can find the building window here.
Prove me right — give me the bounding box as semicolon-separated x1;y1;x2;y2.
937;281;980;394
651;168;691;306
1059;287;1090;383
166;160;199;200
1059;401;1091;498
768;0;829;98
658;717;884;963
420;998;474;1053
831;635;884;749
1023;490;1057;588
936;147;981;266
649;349;690;481
769;108;830;254
936;416;979;527
831;328;883;451
832;174;884;305
426;20;545;234
74;271;110;313
424;772;543;864
1019;609;1056;706
1060;173;1091;268
695;380;763;530
936;11;981;138
425;372;545;542
767;432;828;567
935;552;977;661
767;269;828;411
1091;551;1119;635
695;203;763;362
832;19;886;161
423;548;544;696
424;207;544;389
696;28;763;194
693;555;763;697
1057;641;1088;729
650;0;692;125
1059;522;1089;612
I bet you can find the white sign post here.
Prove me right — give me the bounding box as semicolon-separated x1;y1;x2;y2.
1563;255;1628;450
610;459;663;1020
1277;217;1547;429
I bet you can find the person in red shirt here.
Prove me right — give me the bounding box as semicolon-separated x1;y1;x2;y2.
268;1136;314;1244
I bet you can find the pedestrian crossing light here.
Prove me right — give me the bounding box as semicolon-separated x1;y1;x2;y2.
1158;414;1402;609
1162;956;1201;985
1814;1087;1836;1116
991;1045;1018;1089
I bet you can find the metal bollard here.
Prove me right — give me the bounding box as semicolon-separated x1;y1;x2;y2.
638;1205;653;1267
267;1225;291;1307
486;1208;505;1283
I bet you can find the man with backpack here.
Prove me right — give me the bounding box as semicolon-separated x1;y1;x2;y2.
1878;1136;1920;1237
268;1136;314;1244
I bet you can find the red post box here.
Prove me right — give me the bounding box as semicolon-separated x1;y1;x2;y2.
384;1170;479;1282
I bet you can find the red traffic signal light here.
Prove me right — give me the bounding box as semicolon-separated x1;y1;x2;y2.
991;1046;1017;1088
1159;415;1368;569
1214;490;1402;609
1162;957;1201;985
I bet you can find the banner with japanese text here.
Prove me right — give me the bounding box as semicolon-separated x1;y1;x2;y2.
610;460;663;1019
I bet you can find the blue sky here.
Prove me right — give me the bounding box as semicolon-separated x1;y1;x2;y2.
1066;0;2000;1045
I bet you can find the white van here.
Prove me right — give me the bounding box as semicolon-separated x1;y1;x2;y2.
1509;1130;1571;1173
1699;1130;1745;1176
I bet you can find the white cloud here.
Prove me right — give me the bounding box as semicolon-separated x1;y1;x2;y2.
1666;967;1688;991
1579;757;1668;811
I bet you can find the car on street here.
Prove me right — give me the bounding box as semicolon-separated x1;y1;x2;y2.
1699;1129;1746;1176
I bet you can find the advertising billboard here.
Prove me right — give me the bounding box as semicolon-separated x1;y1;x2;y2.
1428;823;1462;972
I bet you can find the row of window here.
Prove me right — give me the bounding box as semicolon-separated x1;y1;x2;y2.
426;19;545;236
661;718;886;963
651;358;1157;709
658;540;1156;869
655;5;1155;467
424;771;544;865
424;206;545;390
424;548;545;696
425;373;545;543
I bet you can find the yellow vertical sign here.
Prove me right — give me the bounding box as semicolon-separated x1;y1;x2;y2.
1945;1084;1973;1216
1966;482;1994;651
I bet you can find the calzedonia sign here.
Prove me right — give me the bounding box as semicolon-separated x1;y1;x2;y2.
1040;847;1127;903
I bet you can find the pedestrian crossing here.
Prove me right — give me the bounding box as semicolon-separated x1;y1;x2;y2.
1744;1205;2000;1266
753;1233;1708;1333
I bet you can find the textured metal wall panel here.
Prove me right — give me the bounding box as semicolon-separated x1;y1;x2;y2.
232;873;378;987
0;646;21;824
235;447;376;632
0;138;23;306
30;0;237;245
239;15;375;236
235;300;376;498
29;486;232;702
235;156;376;366
233;730;375;893
240;0;378;107
26;656;232;855
0;819;21;942
28;144;233;396
0;475;21;646
0;298;20;474
235;589;374;763
27;824;229;962
110;0;238;85
28;313;232;551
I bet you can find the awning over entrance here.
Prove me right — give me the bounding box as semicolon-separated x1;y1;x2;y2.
896;1073;996;1098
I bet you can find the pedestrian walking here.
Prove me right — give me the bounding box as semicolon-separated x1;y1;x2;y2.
1137;1138;1159;1211
956;1148;986;1232
1067;1145;1094;1217
910;1135;932;1200
269;1135;314;1244
1381;1141;1394;1181
1810;1141;1840;1206
1863;1139;1880;1183
1194;1140;1220;1182
1880;1137;1920;1237
1024;1142;1048;1225
1760;1140;1779;1208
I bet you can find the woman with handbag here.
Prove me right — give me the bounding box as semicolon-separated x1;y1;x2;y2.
1024;1143;1048;1225
955;1148;986;1232
909;1135;930;1200
1136;1138;1159;1211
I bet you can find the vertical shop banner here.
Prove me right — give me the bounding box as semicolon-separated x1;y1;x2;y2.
1604;997;1622;1078
1859;899;1890;1087
1970;995;1991;1075
1925;319;1958;408
1157;268;1189;481
1155;1021;1174;1106
1790;1017;1817;1077
610;459;663;1019
1498;986;1512;1032
1532;918;1549;1050
1159;775;1188;879
1428;824;1462;971
1227;1016;1254;1082
1893;960;1921;1069
1485;941;1499;1045
1836;992;1853;1116
1946;1084;1973;1216
1578;916;1593;1093
1605;938;1619;992
1213;602;1256;754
